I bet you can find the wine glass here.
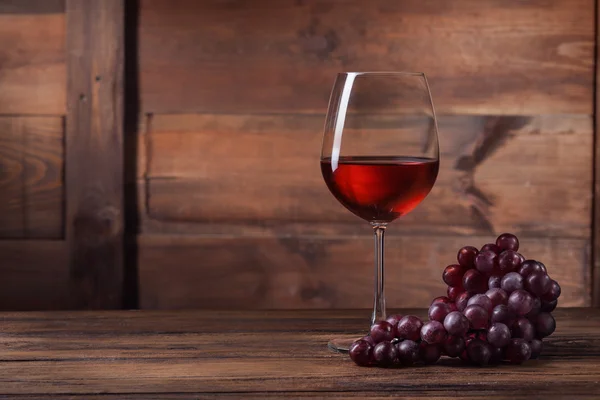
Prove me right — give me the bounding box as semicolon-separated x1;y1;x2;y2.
320;72;440;352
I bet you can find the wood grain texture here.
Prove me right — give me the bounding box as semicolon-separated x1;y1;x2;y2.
0;241;69;310
139;0;594;115
0;117;63;238
0;308;597;397
138;234;589;309
0;11;65;115
593;0;600;307
140;113;592;239
0;0;64;14
65;0;124;309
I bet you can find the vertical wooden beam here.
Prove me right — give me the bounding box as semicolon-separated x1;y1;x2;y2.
594;0;600;307
66;0;124;309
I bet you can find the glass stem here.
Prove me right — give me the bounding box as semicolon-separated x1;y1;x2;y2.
371;223;387;325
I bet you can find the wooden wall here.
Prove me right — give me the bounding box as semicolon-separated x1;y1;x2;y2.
0;0;597;310
136;0;595;309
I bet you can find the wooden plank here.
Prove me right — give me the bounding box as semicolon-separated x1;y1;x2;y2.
0;12;65;115
0;0;64;14
593;0;600;307
65;0;124;309
0;309;596;396
138;234;589;309
0;117;63;238
139;0;594;115
139;114;592;239
0;241;69;310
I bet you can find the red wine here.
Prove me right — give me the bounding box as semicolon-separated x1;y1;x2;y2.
321;156;438;223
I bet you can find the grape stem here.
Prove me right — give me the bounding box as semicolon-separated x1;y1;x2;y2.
372;223;387;325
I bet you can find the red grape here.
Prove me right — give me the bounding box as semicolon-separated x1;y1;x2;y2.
475;250;498;275
447;285;464;301
535;313;556;338
501;272;524;293
488;275;502;289
349;339;373;366
508;289;534;316
525;296;542;319
443;264;467;287
464;304;489;329
518;260;546;277
419;342;442;364
463;269;487;293
443;311;470;336
467;339;493;366
530;338;543;359
428;302;452;323
541;280;561;302
486;288;508;308
512;317;535;341
487;322;511;347
361;335;376;346
457;246;478;269
541;299;558;312
396;315;424;341
491;304;516;326
481;243;501;255
467;293;494;314
431;296;451;305
456;291;473;312
443;335;466;358
505;338;532;364
496;233;519;252
526;272;552;296
498;250;523;274
421;320;447;344
490;346;505;364
370;321;395;343
396;339;420;366
373;341;398;367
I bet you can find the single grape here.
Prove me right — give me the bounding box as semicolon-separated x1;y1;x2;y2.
541;280;561;302
431;296;452;305
419;342;442;364
541;299;558;312
447;285;464;301
491;304;517;326
467;293;494;314
496;233;520;252
370;321;395;343
475;250;498;275
457;246;479;268
443;264;467;287
486;288;508;308
490;346;505;364
443;335;465;358
481;243;501;255
463;269;487;293
443;311;470;336
464;304;489;329
349;339;373;366
505;338;532;364
501;272;524;293
508;289;534;316
396;315;424;341
467;339;493;366
525;296;542;319
421;320;447;344
530;338;543;359
498;250;523;274
429;303;452;323
488;275;502;289
396;339;420;366
512;317;535;341
456;291;473;312
373;341;398;367
518;260;546;278
386;314;403;336
360;335;376;346
526;272;552;296
487;322;511;348
535;312;556;338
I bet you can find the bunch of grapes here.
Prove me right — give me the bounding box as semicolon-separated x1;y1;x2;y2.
349;233;560;367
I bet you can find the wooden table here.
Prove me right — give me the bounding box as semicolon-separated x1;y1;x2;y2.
0;308;599;398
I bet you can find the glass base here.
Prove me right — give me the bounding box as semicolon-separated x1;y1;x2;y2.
328;335;363;353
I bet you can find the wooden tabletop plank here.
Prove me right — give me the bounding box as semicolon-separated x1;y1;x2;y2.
0;309;597;398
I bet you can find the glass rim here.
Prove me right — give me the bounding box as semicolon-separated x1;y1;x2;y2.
337;71;426;77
